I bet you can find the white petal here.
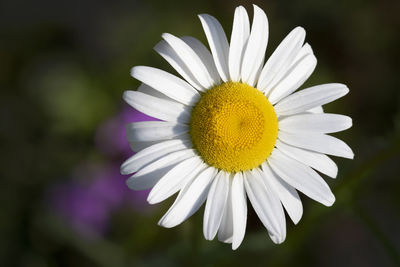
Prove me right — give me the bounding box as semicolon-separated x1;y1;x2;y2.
240;5;269;87
218;176;233;243
148;157;206;204
261;163;303;224
158;166;218;228
131;66;200;106
229;5;250;82
129;140;163;153
161;33;215;89
137;83;174;101
293;43;313;63
278;131;354;159
307;106;324;113
126;121;188;142
123;91;191;123
275;140;338;178
126;149;196;190
279;113;352;134
257;27;305;94
244;169;286;243
203;171;230;240
198;14;230;82
274;83;349;116
181;36;221;85
121;139;191;174
268;149;335;206
154;40;204;91
231;172;247;250
268;54;317;104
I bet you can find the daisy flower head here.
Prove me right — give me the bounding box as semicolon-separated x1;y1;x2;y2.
121;5;353;250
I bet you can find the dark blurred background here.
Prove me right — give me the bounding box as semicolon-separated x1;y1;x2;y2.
1;0;400;266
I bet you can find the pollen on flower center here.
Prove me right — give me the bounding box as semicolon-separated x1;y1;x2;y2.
190;82;278;172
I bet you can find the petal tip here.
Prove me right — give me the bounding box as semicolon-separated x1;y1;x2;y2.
232;242;240;250
161;32;171;38
331;168;338;179
237;5;246;11
269;232;284;244
198;13;207;20
203;230;215;241
339;84;350;95
252;4;268;21
324;194;336;207
153;40;165;51
157;218;173;228
146;193;156;205
122;90;132;102
130;66;139;77
294;26;306;33
348;117;353;127
344;146;355;159
252;4;264;13
120;164;129;175
292;209;303;225
125;178;135;190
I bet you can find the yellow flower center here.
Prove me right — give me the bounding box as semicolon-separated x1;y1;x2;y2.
190;82;278;172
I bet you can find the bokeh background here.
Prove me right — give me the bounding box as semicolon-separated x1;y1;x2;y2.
1;0;400;266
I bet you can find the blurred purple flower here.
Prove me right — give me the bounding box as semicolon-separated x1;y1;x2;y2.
51;163;151;236
50;105;156;236
51;180;109;235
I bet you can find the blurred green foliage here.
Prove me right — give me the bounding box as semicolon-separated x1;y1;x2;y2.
1;0;400;266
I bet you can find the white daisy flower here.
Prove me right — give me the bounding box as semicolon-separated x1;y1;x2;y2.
121;5;353;250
